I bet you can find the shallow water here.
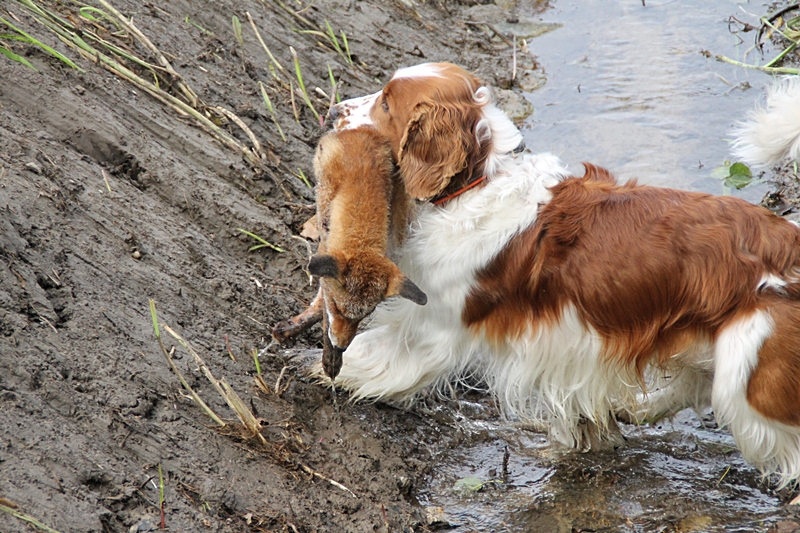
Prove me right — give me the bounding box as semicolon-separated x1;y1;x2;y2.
420;2;795;531
420;403;787;532
520;0;775;201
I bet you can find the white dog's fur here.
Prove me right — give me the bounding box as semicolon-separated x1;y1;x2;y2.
732;76;800;168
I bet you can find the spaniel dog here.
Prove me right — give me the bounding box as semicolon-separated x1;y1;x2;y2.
306;63;800;486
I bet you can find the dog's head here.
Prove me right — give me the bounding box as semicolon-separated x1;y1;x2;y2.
330;62;524;201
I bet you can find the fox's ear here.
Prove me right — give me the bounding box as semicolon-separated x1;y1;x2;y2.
396;277;428;305
385;264;427;305
308;253;346;280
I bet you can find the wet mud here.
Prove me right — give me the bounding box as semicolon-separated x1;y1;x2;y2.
1;0;799;532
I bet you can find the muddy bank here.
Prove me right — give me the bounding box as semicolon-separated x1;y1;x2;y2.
0;0;543;531
2;0;800;532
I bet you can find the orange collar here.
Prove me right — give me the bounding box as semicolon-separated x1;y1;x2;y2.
430;175;487;206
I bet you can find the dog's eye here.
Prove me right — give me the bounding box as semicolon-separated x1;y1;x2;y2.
381;99;389;112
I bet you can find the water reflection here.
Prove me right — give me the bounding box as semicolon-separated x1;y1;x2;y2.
520;0;773;202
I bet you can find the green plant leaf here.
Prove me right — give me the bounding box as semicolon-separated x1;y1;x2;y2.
289;46;320;123
232;15;243;46
710;160;732;180
237;228;285;253
295;168;312;188
259;81;286;142
0;45;36;70
724;173;754;190
714;160;754;190
729;162;752;178
340;30;352;65
453;476;484;493
0;17;82;71
324;20;342;54
185;16;214;35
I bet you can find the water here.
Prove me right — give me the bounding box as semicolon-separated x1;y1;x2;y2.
519;0;776;202
421;2;795;531
421;403;786;532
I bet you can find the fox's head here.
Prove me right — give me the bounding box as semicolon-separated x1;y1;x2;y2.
308;251;427;379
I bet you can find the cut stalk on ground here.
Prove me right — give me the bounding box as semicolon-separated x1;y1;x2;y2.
93;0;198;105
150;300;226;427
163;324;267;445
247;11;287;79
15;0;266;166
0;503;62;533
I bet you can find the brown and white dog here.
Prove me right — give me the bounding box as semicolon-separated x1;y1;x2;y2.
273;127;426;379
313;62;800;486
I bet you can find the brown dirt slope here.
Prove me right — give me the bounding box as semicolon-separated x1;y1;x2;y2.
0;0;540;531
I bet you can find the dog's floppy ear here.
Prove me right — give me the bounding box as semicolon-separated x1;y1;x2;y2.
385;265;427;306
308;253;346;281
398;102;477;200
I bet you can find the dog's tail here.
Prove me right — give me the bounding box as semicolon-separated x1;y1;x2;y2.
731;77;800;168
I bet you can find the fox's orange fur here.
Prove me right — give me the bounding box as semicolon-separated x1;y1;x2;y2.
272;127;426;379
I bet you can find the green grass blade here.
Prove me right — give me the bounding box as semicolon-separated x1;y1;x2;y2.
259;81;287;142
237;228;285;253
324;20;343;55
326;63;340;103
78;6;105;21
259;81;275;113
0;45;37;70
0;504;62;533
185;16;214;35
232;15;243;46
340;30;353;65
16;0;77;33
158;464;165;505
289;46;321;123
295;168;312;188
327;63;335;85
1;34;35;41
149;299;160;338
290;47;307;93
78;6;123;33
0;16;82;71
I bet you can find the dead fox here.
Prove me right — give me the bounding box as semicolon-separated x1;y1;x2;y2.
272;127;426;379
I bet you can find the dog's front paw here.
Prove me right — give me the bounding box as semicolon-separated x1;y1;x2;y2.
614;404;643;425
550;415;626;452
